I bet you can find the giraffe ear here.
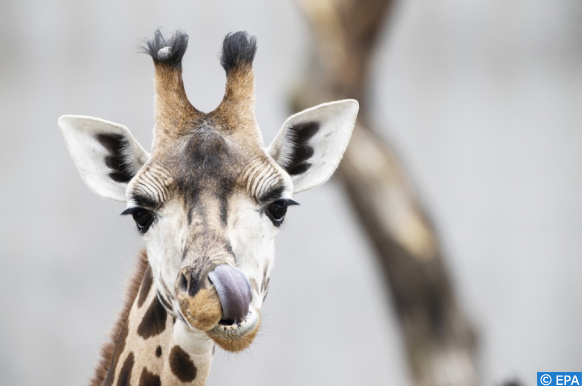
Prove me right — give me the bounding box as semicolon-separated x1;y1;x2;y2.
58;115;150;202
268;100;359;193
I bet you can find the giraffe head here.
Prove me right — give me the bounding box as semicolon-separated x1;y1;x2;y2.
59;30;358;352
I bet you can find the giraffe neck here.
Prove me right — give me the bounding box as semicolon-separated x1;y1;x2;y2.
91;250;215;386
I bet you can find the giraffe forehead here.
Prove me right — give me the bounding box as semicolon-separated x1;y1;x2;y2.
130;127;288;209
172;129;243;202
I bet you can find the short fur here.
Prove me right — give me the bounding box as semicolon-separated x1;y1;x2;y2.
90;250;149;386
220;31;257;73
143;30;189;67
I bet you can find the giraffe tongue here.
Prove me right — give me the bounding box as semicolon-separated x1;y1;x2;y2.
208;265;252;325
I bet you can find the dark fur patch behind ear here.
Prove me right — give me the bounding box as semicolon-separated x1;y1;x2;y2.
285;121;320;176
220;31;257;73
143;29;189;66
96;133;135;183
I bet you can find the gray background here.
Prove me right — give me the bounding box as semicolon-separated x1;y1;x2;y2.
1;0;581;385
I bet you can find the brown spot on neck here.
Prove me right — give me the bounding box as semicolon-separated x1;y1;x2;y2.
101;319;129;386
116;352;134;386
137;296;168;339
169;345;197;382
91;251;149;386
137;266;153;308
138;367;161;386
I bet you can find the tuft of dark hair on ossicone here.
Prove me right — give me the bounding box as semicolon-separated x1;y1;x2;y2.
220;31;257;73
142;29;189;66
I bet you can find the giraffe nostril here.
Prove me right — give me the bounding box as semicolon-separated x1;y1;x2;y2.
176;267;205;298
178;272;189;293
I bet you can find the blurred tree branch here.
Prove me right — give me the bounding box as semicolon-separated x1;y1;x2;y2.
290;0;479;385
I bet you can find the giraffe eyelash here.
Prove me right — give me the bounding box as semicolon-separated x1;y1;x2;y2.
264;199;299;227
121;207;157;234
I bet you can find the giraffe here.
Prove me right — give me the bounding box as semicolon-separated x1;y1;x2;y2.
59;30;358;385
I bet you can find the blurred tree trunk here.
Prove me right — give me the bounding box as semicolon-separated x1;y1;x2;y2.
290;1;479;385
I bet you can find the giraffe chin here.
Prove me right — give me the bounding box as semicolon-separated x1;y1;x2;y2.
206;308;261;352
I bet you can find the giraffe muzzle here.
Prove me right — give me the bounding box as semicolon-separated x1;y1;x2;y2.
205;265;261;352
175;264;252;333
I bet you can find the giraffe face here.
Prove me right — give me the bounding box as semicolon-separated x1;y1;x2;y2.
59;29;359;355
122;125;293;351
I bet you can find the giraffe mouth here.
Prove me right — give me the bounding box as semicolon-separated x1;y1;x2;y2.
206;307;261;352
208;264;252;325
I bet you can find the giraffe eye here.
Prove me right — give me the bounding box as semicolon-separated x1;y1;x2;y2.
265;199;299;227
121;207;155;234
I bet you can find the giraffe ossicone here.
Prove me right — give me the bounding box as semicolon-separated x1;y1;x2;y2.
59;29;358;385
